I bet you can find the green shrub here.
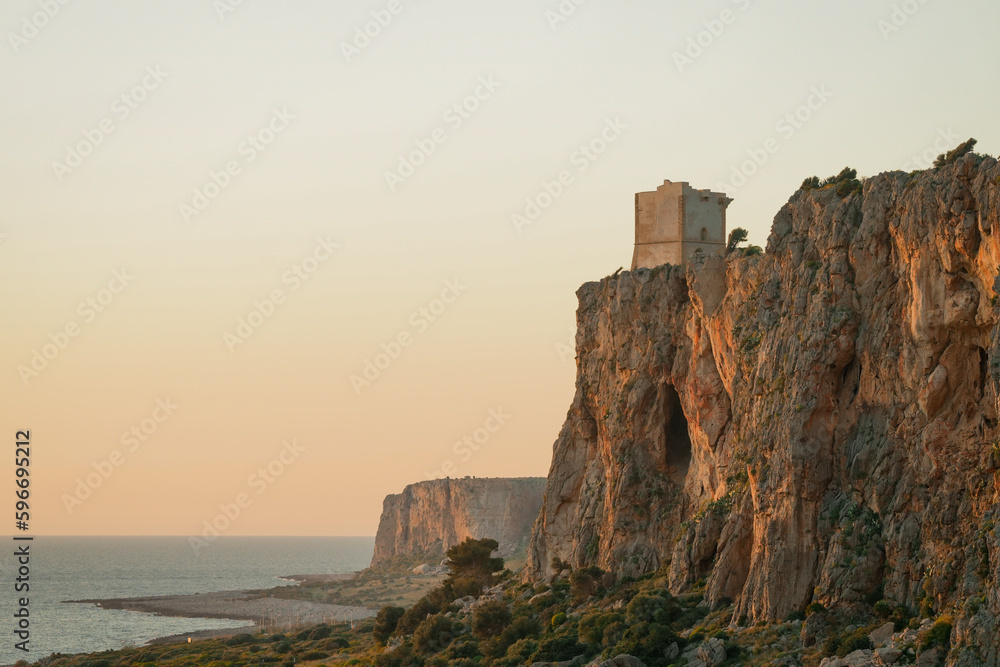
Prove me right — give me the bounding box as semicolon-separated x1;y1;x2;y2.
551;612;567;627
412;613;459;655
578;611;624;645
934;138;978;167
602;621;626;647
373;641;416;667
874;600;894;618
806;602;826;616
503;638;538;664
325;636;350;649
485;615;541;658
443;635;481;661
920;617;953;651
396;596;443;635
551;578;571;593
836;179;861;197
449;575;489;599
472;600;512;639
834;628;874;657
785;610;806;622
569;566;604;601
302;651;330;660
890;605;914;632
374;606;406;644
625;592;680;625
611;621;681;665
822;167;857;187
529;635;589;663
801;176;821;190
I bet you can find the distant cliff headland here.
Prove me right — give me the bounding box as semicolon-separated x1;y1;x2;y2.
371;477;546;567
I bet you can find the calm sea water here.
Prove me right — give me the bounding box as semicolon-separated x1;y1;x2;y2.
0;536;374;665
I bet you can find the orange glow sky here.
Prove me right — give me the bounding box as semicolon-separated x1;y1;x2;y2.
2;0;998;536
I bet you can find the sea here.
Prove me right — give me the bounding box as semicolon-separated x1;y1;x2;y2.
0;536;375;665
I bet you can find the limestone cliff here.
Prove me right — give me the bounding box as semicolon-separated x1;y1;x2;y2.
527;153;1000;664
372;477;546;566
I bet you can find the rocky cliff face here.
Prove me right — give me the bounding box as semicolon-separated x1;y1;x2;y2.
372;477;546;566
527;153;1000;664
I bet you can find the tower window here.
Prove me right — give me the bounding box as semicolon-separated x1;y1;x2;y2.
700;227;708;241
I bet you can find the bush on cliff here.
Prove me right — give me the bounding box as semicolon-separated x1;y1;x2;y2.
570;565;605;602
482;615;541;659
496;637;539;666
920;616;953;651
625;591;681;625
528;633;591;663
472;599;512;639
578;609;624;645
373;640;419;667
934;138;978;167
823;626;874;658
610;621;681;666
412;613;461;654
396;595;443;636
373;605;406;644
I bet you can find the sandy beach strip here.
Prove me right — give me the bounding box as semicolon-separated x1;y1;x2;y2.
277;572;357;585
66;588;375;629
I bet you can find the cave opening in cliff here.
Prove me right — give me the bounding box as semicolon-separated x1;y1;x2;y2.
663;384;692;483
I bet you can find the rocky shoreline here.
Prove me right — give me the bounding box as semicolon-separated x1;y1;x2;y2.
66;577;375;646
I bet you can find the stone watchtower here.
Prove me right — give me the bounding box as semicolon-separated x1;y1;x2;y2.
631;180;732;269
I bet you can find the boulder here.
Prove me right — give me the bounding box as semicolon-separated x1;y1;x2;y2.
696;638;727;667
869;622;895;648
595;656;647;667
914;647;942;666
664;642;680;661
843;649;876;667
876;647;903;664
819;658;847;667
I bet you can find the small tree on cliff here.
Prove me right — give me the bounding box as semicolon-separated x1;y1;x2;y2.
393;537;506;637
726;227;748;256
444;537;504;595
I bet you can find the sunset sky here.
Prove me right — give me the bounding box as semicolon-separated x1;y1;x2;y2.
2;0;998;537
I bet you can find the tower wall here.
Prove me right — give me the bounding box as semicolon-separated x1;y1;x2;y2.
631;180;730;269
